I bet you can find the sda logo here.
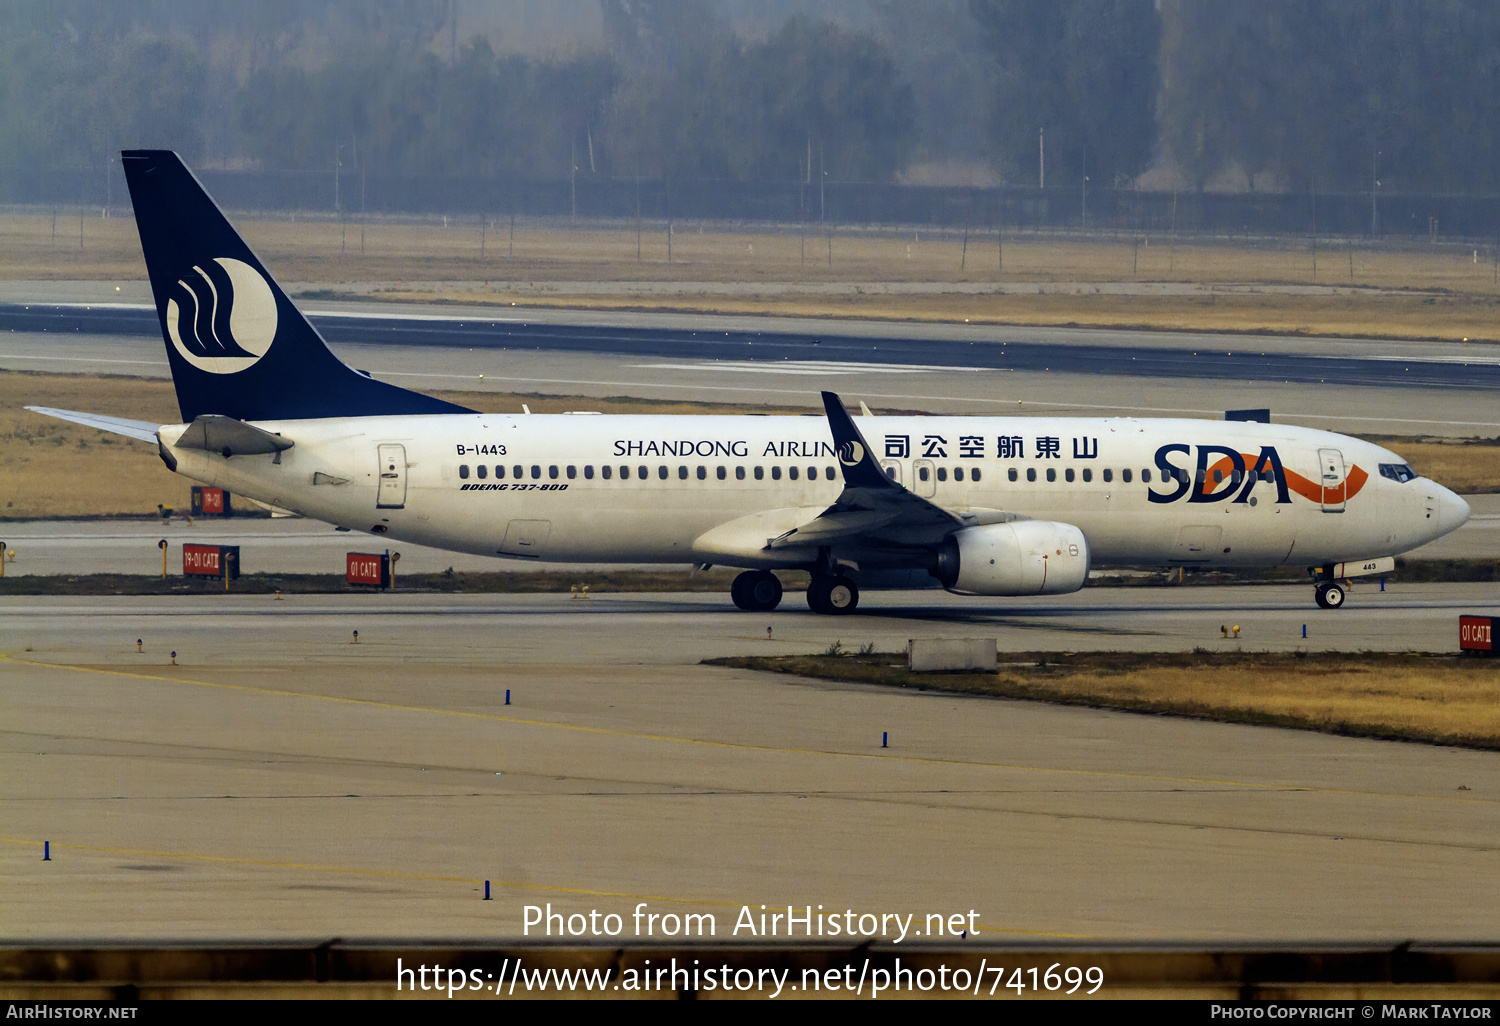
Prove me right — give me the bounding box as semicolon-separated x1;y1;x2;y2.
165;257;277;374
1147;443;1370;506
1148;443;1292;505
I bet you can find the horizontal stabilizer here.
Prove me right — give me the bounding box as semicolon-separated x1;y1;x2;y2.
25;406;160;442
173;414;294;456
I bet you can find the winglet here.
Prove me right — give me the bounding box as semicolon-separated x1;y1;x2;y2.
822;390;898;489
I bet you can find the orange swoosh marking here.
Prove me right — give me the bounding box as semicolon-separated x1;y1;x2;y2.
1201;454;1368;504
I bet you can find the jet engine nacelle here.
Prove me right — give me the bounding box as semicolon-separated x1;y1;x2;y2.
934;520;1091;596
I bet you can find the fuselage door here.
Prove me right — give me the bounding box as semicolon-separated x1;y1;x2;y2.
913;459;936;497
500;519;551;557
880;459;904;487
1172;524;1222;562
376;443;407;509
1317;448;1346;512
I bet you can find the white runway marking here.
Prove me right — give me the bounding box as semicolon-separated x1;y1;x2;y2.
0;353;167;367
631;360;982;376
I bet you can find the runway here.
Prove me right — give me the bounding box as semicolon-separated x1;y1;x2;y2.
7;296;1500;393
4;586;1499;943
7;330;1500;436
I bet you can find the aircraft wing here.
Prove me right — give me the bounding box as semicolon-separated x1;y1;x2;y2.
25;406;160;442
766;392;966;550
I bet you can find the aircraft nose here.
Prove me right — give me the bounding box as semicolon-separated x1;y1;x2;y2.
1440;488;1471;532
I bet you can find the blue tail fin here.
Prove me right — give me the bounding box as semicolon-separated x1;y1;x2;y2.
121;149;472;422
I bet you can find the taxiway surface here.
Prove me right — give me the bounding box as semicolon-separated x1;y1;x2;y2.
4;586;1499;943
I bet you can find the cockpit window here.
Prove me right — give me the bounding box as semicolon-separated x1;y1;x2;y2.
1379;463;1418;483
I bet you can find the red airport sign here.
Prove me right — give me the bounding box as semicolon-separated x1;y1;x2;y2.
1460;615;1494;653
190;486;232;517
347;552;391;589
182;543;240;579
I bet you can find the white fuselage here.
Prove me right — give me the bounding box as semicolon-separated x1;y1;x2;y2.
160;413;1469;575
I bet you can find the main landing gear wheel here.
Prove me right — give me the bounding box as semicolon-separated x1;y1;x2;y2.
1314;581;1346;609
731;570;783;611
807;575;859;615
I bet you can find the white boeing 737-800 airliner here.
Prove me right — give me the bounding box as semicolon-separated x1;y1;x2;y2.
27;151;1471;614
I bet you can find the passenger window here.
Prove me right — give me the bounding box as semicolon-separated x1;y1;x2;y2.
496;465;506;479
1082;468;1091;482
459;464;470;479
513;465;522;479
1141;469;1150;483
954;467;964;482
772;466;782;480
717;466;727;480
1103;468;1112;483
734;466;744;480
583;466;593;480
918;467;930;481
1008;468;1018;482
885;466;897;479
697;466;707;480
789;466;800;481
807;466;817;479
477;465;487;480
825;467;834;479
1046;468;1057;483
566;466;576;480
937;467;948;482
549;466;559;480
754;466;764;480
531;465;542;479
972;468;981;482
1065;468;1074;483
1026;467;1036;482
1120;468;1130;483
1213;469;1223;484
678;466;688;480
639;466;649;479
658;466;668;480
602;466;612;480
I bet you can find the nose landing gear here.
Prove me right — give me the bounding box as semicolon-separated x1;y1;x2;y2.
1313;580;1346;609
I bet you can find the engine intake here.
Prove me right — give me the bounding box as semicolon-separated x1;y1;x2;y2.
933;521;1091;596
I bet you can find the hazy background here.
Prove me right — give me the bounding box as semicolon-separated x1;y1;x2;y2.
3;1;1500;230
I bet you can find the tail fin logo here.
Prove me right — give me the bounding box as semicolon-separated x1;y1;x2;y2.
838;440;865;466
164;257;277;374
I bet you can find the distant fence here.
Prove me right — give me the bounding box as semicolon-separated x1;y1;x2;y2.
7;162;1500;241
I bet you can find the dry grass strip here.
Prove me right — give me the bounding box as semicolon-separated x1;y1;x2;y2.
709;651;1500;752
